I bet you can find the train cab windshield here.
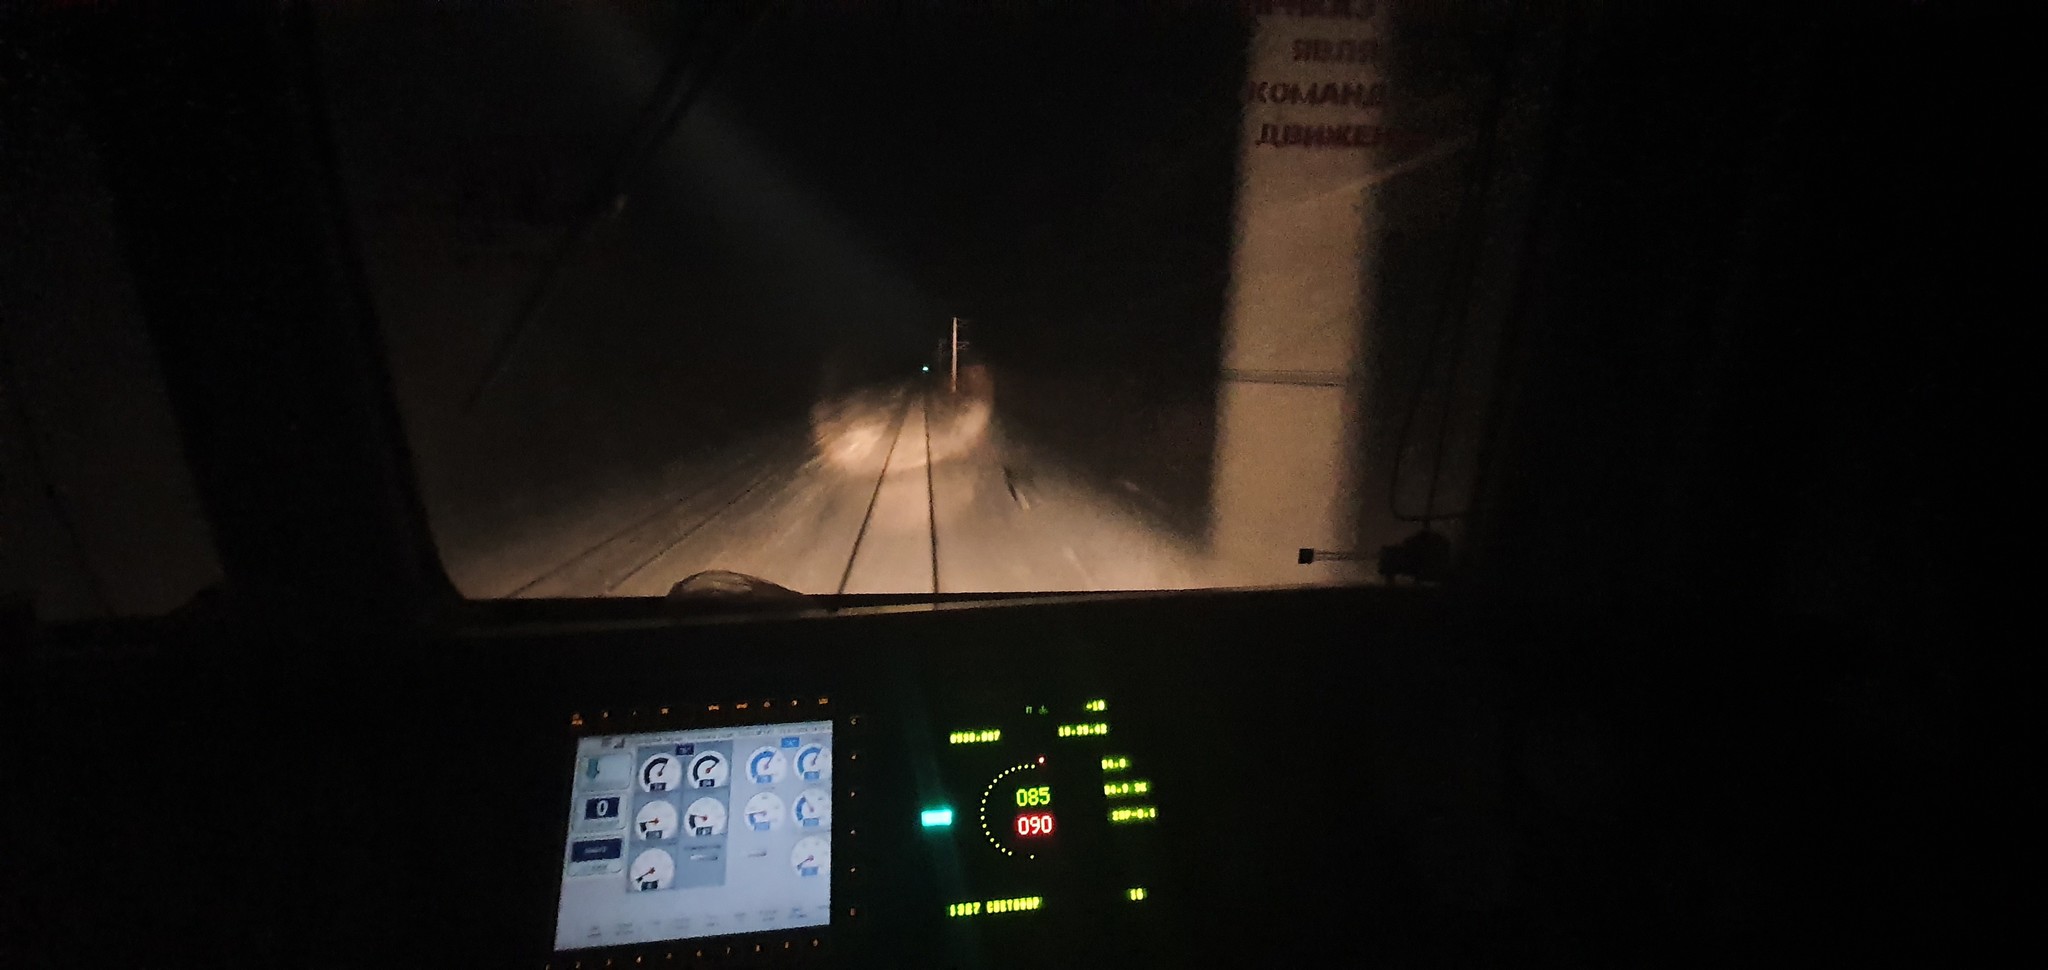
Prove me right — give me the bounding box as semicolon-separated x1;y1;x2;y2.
301;1;1519;601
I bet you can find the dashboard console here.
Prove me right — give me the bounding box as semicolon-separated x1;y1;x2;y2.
8;586;1449;969
546;684;1180;968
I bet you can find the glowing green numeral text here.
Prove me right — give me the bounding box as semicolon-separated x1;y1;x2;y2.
1014;785;1052;807
949;729;1001;744
1056;722;1109;738
1084;699;1108;712
1108;806;1158;824
1100;756;1129;771
947;896;1043;918
1102;780;1151;797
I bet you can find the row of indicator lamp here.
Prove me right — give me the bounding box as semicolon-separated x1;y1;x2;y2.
949;729;1001;744
1055;722;1109;738
568;696;831;727
945;896;1043;918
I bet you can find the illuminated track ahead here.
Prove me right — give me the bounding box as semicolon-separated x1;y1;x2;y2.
832;393;920;595
467;378;1212;599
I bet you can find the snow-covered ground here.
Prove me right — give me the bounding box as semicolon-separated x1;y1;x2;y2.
432;366;1221;598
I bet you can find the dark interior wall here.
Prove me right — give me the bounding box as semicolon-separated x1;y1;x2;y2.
1469;2;1985;637
1456;4;2000;949
0;15;223;620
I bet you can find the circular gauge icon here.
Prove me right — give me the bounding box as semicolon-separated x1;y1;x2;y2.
684;796;727;836
635;799;678;841
687;751;729;789
639;754;682;793
789;836;829;878
794;744;830;782
743;792;785;832
746;746;788;785
792;788;830;829
629;848;674;892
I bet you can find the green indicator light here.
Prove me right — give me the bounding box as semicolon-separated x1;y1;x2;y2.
1108;805;1159;824
921;808;954;828
1100;756;1130;772
1084;699;1108;712
1127;887;1148;901
949;729;1002;744
1055;722;1109;738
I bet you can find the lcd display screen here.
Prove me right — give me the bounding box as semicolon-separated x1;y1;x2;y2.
554;720;833;951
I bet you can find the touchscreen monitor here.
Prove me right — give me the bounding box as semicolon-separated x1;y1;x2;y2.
555;720;833;951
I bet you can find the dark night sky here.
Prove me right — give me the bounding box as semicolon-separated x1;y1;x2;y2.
312;2;1251;537
319;4;1247;388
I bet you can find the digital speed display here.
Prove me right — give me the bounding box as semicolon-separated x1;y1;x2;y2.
980;762;1053;858
927;697;1160;919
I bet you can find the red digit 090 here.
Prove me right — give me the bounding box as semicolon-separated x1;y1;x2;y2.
1014;812;1055;837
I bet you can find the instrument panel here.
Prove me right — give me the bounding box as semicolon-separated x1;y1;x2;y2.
9;586;1418;968
544;684;1181;969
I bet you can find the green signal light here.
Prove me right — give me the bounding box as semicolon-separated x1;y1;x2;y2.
1127;887;1148;901
921;807;954;828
